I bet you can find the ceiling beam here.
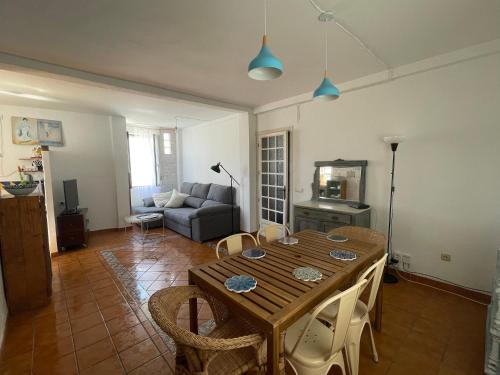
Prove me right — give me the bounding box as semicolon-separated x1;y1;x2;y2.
0;51;252;114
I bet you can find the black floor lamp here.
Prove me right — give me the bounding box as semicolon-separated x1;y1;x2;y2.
210;162;240;234
383;136;405;284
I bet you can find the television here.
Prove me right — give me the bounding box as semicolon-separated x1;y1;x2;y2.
63;179;79;214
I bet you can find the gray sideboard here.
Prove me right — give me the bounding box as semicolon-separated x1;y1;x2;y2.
294;200;371;233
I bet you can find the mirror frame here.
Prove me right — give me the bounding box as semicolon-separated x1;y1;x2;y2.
311;159;368;204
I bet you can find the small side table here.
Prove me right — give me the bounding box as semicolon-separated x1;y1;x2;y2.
124;213;165;243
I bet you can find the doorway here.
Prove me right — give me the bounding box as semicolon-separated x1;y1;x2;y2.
258;131;290;228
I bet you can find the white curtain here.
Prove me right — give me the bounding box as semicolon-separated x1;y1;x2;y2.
130;185;160;207
127;126;158;188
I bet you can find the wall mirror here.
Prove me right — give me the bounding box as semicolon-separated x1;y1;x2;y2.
312;159;367;204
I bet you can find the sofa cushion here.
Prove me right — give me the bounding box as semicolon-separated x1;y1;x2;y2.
142;197;155;207
207;184;234;204
184;196;205;209
191;183;211;199
201;199;223;208
132;206;165;215
164;207;196;227
180;182;194;195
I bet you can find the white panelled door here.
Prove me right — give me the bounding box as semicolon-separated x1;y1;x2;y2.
258;131;289;227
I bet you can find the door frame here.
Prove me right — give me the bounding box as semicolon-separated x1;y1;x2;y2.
257;129;291;229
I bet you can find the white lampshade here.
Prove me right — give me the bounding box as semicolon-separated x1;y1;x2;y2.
383;136;406;144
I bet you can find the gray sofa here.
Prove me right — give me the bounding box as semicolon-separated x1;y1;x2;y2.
132;182;239;242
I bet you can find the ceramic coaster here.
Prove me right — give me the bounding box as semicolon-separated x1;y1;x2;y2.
242;248;266;259
330;249;357;261
278;236;299;245
224;275;257;293
292;267;322;282
327;234;349;242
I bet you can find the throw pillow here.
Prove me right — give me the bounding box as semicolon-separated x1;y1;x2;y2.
165;189;189;208
152;191;173;207
142;197;155;207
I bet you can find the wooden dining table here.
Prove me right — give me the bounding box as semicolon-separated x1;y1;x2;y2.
188;229;385;375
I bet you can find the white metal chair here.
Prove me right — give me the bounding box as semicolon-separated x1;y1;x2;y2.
284;279;367;375
317;254;387;375
215;233;258;259
256;224;291;245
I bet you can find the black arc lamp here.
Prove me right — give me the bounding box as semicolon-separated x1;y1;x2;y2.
383;136;405;284
210;162;240;234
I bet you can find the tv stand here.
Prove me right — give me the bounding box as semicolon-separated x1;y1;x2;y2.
57;208;88;251
61;208;81;215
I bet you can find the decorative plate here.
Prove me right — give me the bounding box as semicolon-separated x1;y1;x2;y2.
242;248;266;259
279;236;299;245
327;234;349;243
330;249;357;261
224;275;257;293
292;267;322;282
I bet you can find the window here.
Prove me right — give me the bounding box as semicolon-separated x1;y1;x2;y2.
128;129;158;187
163;132;172;155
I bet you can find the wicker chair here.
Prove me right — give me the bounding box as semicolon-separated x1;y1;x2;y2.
149;286;267;375
328;226;386;248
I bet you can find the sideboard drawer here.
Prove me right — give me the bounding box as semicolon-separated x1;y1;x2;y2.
295;207;351;224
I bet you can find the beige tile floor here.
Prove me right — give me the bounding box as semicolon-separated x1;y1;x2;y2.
0;228;487;374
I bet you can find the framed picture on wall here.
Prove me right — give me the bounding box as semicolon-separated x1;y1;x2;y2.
37;119;63;146
11;117;38;145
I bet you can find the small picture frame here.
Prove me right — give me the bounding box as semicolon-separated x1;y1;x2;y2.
12;117;38;145
37;119;63;146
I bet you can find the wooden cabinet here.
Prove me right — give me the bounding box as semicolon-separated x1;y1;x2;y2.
294;200;370;233
57;209;88;250
0;196;52;313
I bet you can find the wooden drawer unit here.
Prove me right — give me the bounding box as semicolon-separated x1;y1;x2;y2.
58;214;84;232
294;200;370;233
57;209;88;250
0;196;52;313
294;207;351;224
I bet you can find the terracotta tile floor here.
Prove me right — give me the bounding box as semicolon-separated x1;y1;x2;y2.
0;228;487;375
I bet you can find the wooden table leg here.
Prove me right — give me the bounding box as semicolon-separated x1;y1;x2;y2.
267;327;285;375
374;281;383;331
188;276;198;334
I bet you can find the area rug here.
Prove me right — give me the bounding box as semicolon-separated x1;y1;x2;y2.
99;246;215;354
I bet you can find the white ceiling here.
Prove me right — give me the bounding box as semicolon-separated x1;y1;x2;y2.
0;69;236;128
0;0;498;107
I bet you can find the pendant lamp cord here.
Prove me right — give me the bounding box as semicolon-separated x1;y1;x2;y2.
264;0;267;36
324;20;328;75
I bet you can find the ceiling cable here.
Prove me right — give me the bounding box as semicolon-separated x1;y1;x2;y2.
307;0;391;71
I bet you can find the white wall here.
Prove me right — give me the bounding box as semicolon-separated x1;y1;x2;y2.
181;113;257;232
109;116;130;228
0;105;130;342
0;105;130;230
257;53;500;292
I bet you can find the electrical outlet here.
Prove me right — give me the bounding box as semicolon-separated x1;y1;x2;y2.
401;254;411;271
392;252;401;268
441;253;451;262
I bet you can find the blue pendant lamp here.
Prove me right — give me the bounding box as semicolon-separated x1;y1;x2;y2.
248;0;283;80
313;13;340;101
